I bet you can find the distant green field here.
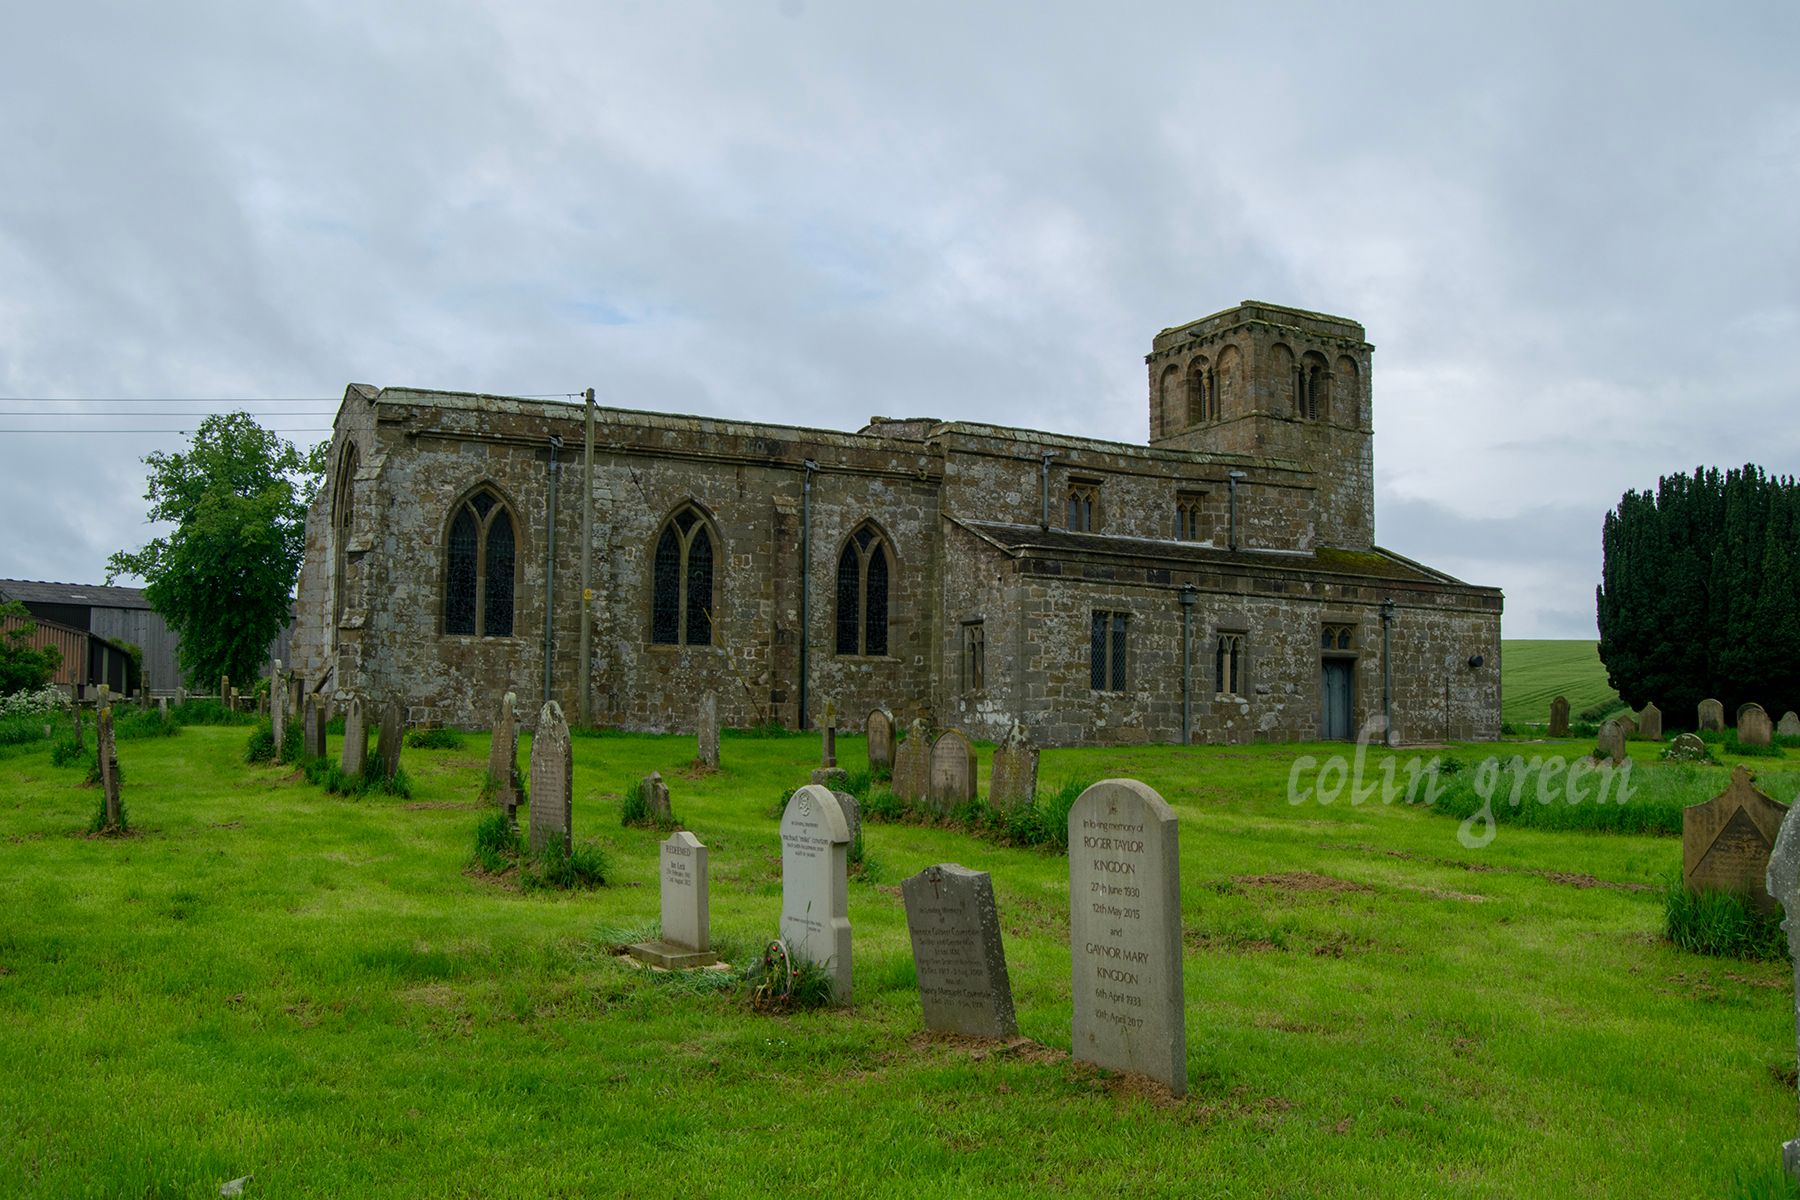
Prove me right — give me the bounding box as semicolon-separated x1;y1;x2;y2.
1502;639;1624;726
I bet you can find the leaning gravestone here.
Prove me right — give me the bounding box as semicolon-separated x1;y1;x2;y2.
1068;779;1186;1096
629;831;717;968
376;700;404;781
1594;719;1627;765
96;706;122;832
302;694;325;760
340;696;368;778
1699;698;1725;732
1742;704;1774;749
778;784;852;1003
1638;702;1662;741
891;718;931;804
1685;765;1788;915
1763;802;1800;1178
488;691;519;814
866;708;896;773
989;721;1038;811
1666;732;1710;763
928;729;979;813
528;701;573;859
1781;712;1800;739
901;863;1018;1039
1548;695;1569;737
696;692;719;770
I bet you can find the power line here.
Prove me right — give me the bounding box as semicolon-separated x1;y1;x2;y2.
0;397;341;404
0;427;336;435
0;411;339;417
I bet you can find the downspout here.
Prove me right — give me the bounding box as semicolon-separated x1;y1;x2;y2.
1380;597;1395;747
1039;451;1055;531
1227;469;1248;551
543;435;562;708
579;388;595;727
1180;583;1196;745
799;459;817;730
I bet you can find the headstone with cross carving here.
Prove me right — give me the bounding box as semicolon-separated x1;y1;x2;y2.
902;863;1017;1039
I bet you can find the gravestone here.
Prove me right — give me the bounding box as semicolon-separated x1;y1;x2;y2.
302;694;325;760
1548;695;1569;737
157;696;167;716
1781;712;1800;739
778;784;852;1002
256;691;267;716
1741;701;1764;727
1763;803;1800;1178
866;708;896;773
928;729;979;812
175;686;187;707
220;674;230;707
629;831;717;968
1594;719;1627;765
376;700;404;781
891;718;931;804
642;771;673;824
988;721;1038;811
1638;702;1662;741
96;706;122;831
831;790;862;851
1068;779;1185;1096
340;696;368;778
901;863;1018;1039
1685;765;1788;915
820;699;837;769
488;691;518;814
1742;704;1774;749
528;701;573;858
696;691;719;769
1699;698;1725;732
1666;732;1710;763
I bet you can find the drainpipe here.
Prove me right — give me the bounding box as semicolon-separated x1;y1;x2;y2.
799;459;817;730
1380;597;1395;747
543;435;562;708
1227;469;1248;551
579;388;595;727
1039;452;1056;531
1180;583;1196;745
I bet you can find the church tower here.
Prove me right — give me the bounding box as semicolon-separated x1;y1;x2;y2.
1146;301;1374;549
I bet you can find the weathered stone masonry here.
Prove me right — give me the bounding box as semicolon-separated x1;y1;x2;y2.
291;301;1502;745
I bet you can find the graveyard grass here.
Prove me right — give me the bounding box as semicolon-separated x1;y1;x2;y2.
1501;638;1625;726
3;728;1800;1198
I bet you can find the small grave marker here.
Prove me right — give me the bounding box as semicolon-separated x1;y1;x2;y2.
928;729;978;812
1780;712;1800;739
1741;704;1774;748
866;708;896;773
376;700;404;780
528;701;573;859
989;721;1038;811
488;691;518;815
1548;695;1569;737
629;831;717;968
1698;698;1725;732
901;863;1017;1039
302;694;325;760
891;718;931;804
1685;765;1788;914
696;692;719;769
340;696;367;777
1638;702;1662;741
1595;718;1627;765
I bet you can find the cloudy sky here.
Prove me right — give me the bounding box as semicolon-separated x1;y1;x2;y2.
2;1;1795;637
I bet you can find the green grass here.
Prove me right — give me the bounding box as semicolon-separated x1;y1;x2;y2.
1;725;1797;1196
1503;638;1625;726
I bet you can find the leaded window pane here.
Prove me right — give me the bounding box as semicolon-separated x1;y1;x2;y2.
685;530;713;646
864;544;888;656
652;526;681;644
1090;612;1107;690
836;544;861;654
484;511;515;636
1111;614;1127;691
470;490;495;519
446;507;478;635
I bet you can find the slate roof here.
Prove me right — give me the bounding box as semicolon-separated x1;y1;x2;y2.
0;579;152;609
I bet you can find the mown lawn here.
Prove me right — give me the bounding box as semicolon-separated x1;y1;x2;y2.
1;724;1796;1198
1502;639;1625;726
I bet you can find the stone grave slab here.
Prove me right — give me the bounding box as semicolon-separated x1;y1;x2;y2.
340;696;367;778
1548;695;1569;737
928;729;978;812
866;708;896;773
902;863;1018;1039
1639;702;1662;741
696;691;719;769
1699;698;1725;732
989;721;1038;811
376;699;404;780
820;699;837;768
303;694;325;760
778;784;852;1002
629;831;717;969
1742;704;1774;748
643;771;672;824
1595;718;1627;765
488;691;518;814
529;701;573;859
1666;732;1709;762
891;718;931;804
1781;712;1800;739
1685;765;1788;915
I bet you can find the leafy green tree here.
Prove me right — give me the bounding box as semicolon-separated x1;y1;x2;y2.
107;413;326;689
0;600;63;694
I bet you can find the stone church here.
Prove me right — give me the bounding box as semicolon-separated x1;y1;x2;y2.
290;301;1502;745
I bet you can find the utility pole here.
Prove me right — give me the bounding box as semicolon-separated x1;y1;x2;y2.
579;387;595;727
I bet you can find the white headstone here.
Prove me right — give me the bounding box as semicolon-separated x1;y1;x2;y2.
629;830;716;969
779;785;853;1003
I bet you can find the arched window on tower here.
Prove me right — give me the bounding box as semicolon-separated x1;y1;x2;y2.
1187;358;1216;424
651;503;718;646
443;486;518;637
835;522;891;656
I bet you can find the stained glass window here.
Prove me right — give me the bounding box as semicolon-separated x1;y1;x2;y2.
446;508;478;634
484;511;515;637
444;487;516;637
865;545;888;657
836;545;861;654
652;526;682;645
685;529;713;646
651;504;718;647
835;522;891;656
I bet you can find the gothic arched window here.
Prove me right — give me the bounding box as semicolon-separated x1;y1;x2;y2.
651;504;717;646
835;522;891;656
331;443;358;640
444;486;517;637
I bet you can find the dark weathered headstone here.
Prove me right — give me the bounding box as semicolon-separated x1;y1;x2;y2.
175;686;187;707
376;700;404;780
302;694;325;760
1698;698;1725;732
831;790;862;851
1666;732;1709;762
629;831;717;969
1781;712;1800;739
902;863;1018;1039
1763;802;1800;1178
866;708;895;773
696;691;719;769
1548;695;1569;737
779;785;852;1002
988;721;1038;811
1742;704;1774;749
820;699;837;769
340;696;368;778
643;771;673;825
1068;779;1185;1096
1638;702;1662;741
269;667;286;754
1740;701;1763;727
1685;765;1788;915
528;701;573;859
1595;718;1627;765
928;729;978;812
488;691;518;814
891;718;931;804
96;706;122;831
220;675;231;707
